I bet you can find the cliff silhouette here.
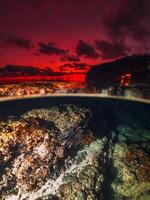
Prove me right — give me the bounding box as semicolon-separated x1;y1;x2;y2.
86;55;150;88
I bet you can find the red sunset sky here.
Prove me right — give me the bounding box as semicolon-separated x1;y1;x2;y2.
0;0;150;78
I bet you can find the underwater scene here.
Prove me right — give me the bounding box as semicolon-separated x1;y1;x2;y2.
0;96;150;200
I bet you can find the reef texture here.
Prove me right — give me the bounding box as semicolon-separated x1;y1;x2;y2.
112;143;150;200
0;104;150;200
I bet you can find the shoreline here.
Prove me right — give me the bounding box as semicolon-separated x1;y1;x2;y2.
0;94;150;104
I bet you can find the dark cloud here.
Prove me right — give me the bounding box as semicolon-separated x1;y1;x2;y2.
0;32;33;50
76;40;99;59
103;0;150;44
73;63;89;70
95;40;127;59
60;63;89;71
60;53;80;62
0;65;59;76
19;0;42;10
0;0;150;65
38;42;66;56
3;0;44;14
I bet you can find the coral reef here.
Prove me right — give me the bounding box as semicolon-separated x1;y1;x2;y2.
0;105;95;199
112;143;150;200
0;103;150;200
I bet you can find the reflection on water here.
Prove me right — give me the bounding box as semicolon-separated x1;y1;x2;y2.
0;98;150;200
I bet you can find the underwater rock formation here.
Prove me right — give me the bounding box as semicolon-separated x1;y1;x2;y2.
112;143;150;200
0;103;150;200
0;105;95;199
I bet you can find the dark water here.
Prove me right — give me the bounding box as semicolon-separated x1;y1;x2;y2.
0;96;149;116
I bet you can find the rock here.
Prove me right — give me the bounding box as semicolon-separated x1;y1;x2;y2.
111;143;150;200
55;138;107;200
22;105;92;134
0;105;95;199
86;55;150;90
117;125;150;142
0;103;150;200
117;125;150;152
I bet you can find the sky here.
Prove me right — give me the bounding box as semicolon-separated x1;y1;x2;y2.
0;0;150;76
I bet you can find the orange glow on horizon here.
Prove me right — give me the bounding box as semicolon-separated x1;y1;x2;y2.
0;74;86;84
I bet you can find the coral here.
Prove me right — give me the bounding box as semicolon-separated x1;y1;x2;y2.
54;139;107;200
112;143;150;200
0;103;150;200
0;105;94;199
117;125;150;143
